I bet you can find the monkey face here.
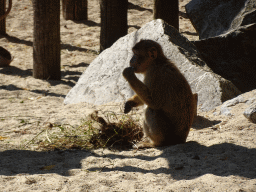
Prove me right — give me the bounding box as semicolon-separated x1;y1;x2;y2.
130;50;149;73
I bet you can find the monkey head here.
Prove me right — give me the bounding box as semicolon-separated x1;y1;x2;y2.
130;40;158;74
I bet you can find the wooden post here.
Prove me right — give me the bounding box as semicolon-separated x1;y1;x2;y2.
153;0;179;30
0;0;6;35
0;0;12;35
100;0;128;52
62;0;87;20
33;0;61;80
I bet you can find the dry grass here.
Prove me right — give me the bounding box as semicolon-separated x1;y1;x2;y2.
89;111;143;149
28;111;143;151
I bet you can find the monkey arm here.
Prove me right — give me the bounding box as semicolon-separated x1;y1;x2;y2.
128;95;144;106
127;78;158;109
123;67;162;109
124;95;144;113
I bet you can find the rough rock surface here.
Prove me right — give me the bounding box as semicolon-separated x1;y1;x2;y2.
64;19;241;111
185;0;256;39
192;23;256;93
217;89;256;117
244;102;256;123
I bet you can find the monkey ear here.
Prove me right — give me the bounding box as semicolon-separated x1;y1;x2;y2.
149;47;157;59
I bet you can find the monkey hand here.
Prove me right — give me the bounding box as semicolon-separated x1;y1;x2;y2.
122;67;135;80
124;100;137;114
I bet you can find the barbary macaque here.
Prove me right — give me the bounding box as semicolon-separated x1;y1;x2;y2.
123;40;196;148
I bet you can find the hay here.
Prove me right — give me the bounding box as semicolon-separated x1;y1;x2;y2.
34;110;143;151
89;111;143;149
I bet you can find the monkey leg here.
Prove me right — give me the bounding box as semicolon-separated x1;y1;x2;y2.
134;122;158;149
135;108;166;148
136;107;186;148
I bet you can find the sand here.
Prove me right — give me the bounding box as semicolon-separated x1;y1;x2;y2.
0;0;256;191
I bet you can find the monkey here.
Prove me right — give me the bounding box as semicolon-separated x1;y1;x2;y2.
122;39;196;148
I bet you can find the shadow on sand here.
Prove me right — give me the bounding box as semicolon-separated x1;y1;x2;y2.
1;141;255;180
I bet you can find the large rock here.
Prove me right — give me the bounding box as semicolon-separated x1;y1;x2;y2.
64;19;241;111
186;0;256;39
192;23;256;93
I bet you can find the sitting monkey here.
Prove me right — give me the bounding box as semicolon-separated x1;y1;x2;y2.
122;39;196;148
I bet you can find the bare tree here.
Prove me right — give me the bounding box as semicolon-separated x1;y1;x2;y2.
154;0;179;30
33;0;60;80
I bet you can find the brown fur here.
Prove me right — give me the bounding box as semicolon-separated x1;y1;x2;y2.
123;40;196;148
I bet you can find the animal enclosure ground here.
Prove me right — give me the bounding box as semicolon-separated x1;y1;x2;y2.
0;0;256;191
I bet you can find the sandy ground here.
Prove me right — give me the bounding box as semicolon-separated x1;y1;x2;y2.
0;0;256;191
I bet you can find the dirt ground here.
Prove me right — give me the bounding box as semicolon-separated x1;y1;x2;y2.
0;0;256;191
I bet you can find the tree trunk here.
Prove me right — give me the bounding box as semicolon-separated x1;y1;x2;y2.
100;0;128;52
33;0;61;80
153;0;179;30
0;0;12;36
0;0;6;35
62;0;87;20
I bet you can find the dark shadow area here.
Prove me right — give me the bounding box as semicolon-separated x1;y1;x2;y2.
88;142;256;179
0;84;23;91
1;142;256;180
192;23;256;93
0;46;12;60
0;35;98;54
0;57;85;79
181;31;198;36
29;89;65;98
0;66;83;97
192;115;221;129
128;2;153;13
0;34;33;47
0;84;68;98
0;66;32;77
179;11;188;19
60;70;82;85
128;25;141;30
73;20;100;27
36;73;80;93
63;62;89;68
0;66;81;86
61;43;98;54
0;149;91;176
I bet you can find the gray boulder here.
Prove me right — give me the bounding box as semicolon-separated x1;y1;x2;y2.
64;19;241;111
244;103;256;123
186;0;256;39
220;95;246;116
215;89;256;122
192;23;256;93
